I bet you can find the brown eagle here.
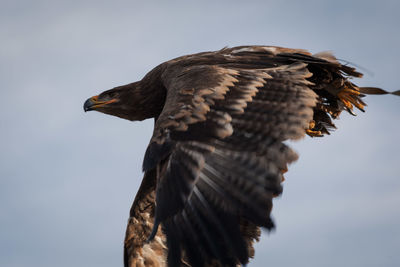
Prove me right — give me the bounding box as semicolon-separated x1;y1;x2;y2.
83;46;398;267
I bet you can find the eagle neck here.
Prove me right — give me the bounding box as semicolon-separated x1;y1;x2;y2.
134;65;167;120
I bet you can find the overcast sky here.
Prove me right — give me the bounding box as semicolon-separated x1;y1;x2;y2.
1;1;399;266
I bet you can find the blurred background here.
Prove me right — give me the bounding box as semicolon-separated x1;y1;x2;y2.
1;0;399;266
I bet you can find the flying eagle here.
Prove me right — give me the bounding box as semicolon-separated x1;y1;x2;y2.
83;46;398;267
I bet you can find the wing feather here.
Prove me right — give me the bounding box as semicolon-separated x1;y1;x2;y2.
140;57;318;266
118;45;400;267
126;45;387;266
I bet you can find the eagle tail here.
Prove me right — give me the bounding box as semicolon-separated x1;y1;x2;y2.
358;87;400;96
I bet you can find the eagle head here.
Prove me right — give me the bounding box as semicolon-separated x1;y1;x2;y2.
84;81;164;121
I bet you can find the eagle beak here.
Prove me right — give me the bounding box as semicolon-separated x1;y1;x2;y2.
84;96;97;112
84;95;118;112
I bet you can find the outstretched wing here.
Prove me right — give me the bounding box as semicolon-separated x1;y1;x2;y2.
141;53;318;266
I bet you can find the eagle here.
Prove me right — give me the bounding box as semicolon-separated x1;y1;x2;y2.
83;46;398;267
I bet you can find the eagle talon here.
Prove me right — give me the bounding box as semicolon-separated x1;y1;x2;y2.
306;120;323;137
337;87;366;111
306;129;323;137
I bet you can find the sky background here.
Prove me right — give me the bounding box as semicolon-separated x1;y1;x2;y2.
1;0;399;266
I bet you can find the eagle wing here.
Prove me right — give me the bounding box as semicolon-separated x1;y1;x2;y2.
140;50;319;266
124;46;388;266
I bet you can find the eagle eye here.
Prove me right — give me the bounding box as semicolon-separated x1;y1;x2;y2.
109;91;119;98
100;90;118;99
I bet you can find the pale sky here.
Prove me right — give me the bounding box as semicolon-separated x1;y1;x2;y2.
1;1;399;266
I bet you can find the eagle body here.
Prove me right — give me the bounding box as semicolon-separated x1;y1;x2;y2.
84;46;398;267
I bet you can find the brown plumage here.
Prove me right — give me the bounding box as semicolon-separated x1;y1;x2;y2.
83;46;398;267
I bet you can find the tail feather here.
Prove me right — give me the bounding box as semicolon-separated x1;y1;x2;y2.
359;87;400;96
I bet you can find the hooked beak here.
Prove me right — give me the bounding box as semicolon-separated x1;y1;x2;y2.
83;95;118;112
